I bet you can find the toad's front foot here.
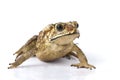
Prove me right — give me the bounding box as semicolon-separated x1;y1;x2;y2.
71;63;96;70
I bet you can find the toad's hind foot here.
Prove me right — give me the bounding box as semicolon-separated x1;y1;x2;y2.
71;63;96;70
8;54;28;69
8;49;36;69
8;63;17;69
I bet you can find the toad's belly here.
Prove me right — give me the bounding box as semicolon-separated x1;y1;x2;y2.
36;44;73;61
36;51;69;61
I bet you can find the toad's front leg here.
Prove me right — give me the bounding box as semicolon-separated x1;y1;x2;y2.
71;44;96;70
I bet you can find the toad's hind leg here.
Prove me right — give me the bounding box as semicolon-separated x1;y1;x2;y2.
8;35;38;69
8;48;36;69
13;35;38;60
63;52;78;59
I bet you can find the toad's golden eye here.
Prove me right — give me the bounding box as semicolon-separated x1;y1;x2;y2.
56;24;64;31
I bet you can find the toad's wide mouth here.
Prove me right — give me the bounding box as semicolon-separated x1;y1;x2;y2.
50;31;80;41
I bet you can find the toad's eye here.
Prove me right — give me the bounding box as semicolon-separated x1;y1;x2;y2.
76;23;79;28
56;24;64;31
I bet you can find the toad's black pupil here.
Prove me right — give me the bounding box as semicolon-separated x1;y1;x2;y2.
76;23;79;28
56;24;63;31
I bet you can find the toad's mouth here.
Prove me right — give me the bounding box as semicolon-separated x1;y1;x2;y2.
50;31;80;41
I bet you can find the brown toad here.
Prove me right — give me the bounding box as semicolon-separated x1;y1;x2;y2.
8;21;95;70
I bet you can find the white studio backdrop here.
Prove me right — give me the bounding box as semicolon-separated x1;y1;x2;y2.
0;0;120;80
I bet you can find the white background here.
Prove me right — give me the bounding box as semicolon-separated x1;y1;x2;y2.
0;0;120;80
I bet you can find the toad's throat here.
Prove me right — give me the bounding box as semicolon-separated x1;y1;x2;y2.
50;32;79;41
